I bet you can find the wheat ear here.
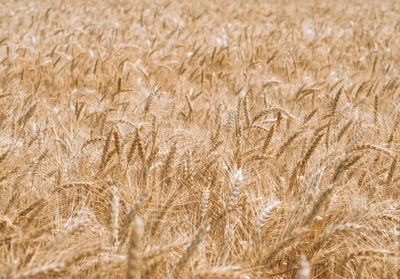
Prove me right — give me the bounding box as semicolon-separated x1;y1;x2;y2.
127;217;144;279
173;221;210;279
295;254;310;279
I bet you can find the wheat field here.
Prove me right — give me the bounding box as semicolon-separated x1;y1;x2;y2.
0;0;400;278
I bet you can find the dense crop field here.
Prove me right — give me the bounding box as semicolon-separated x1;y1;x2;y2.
1;0;400;278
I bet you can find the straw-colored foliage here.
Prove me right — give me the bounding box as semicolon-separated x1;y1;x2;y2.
1;0;399;278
